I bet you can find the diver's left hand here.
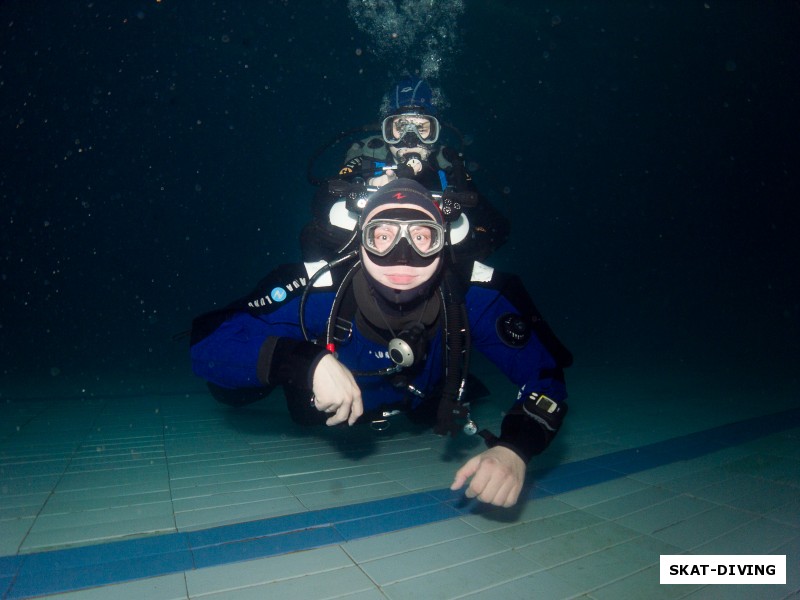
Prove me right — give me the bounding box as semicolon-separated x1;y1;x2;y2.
311;354;363;426
450;446;526;508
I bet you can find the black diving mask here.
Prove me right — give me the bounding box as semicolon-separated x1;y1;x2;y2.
381;112;440;145
362;219;445;258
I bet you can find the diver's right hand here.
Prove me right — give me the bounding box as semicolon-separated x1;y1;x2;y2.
367;169;397;187
311;354;363;426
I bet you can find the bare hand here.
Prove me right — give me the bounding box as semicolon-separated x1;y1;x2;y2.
450;446;526;508
367;170;397;187
311;354;363;426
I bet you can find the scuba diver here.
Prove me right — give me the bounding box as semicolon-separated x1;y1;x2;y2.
191;179;571;508
301;77;510;277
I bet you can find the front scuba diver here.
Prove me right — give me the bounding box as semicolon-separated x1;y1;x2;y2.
191;179;571;508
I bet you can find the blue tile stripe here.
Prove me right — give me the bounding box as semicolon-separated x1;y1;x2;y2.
3;407;799;599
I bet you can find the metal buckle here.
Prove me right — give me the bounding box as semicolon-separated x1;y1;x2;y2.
332;317;352;344
370;409;402;431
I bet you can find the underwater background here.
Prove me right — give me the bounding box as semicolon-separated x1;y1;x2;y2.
1;0;798;405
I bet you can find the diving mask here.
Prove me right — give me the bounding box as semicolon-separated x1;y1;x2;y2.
362;219;445;258
382;112;440;145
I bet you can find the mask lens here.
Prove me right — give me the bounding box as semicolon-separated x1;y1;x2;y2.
407;223;440;255
365;221;401;255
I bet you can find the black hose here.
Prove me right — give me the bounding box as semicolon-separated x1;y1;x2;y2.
299;251;358;342
434;271;471;436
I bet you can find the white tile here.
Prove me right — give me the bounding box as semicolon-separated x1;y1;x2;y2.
0;473;63;495
168;458;269;480
764;498;800;528
582;486;679;520
0;516;34;555
198;566;376;600
650;504;757;551
380;549;537;600
545;535;682;594
0;491;50;519
343;519;480;563
175;495;306;530
557;476;649;509
33;500;175;529
359;535;511;586
273;464;383;486
296;480;411;510
285;471;393;496
170;476;289;500
44;489;173;512
185;546;354;597
691;517;800;555
172;485;294;513
589;564;701;600
55;467;169;492
517;520;640;567
614;494;717;535
35;573;188;600
488;509;604;549
459;567;586;600
21;512;177;551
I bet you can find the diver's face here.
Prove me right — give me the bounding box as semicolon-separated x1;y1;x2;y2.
360;203;441;291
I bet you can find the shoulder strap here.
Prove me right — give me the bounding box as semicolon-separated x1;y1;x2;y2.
329;272;358;345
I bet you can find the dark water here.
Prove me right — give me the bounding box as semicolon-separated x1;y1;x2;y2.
1;1;798;399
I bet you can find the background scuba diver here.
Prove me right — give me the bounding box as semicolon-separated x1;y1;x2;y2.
301;77;511;274
191;179;571;508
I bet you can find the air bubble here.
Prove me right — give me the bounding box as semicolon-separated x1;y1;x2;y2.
347;0;466;79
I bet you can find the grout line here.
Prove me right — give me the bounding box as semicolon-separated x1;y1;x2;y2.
160;399;183;544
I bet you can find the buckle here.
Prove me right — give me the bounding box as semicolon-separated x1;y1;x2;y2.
332;317;352;344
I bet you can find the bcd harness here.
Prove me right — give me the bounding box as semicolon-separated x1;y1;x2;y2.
298;250;498;443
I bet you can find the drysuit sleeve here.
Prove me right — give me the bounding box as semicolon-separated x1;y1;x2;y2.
189;263;332;392
190;311;330;392
466;275;571;463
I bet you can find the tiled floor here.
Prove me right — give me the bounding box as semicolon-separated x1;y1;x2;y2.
1;365;798;599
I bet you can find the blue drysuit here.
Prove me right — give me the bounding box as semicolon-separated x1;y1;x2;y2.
190;261;570;461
